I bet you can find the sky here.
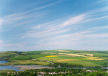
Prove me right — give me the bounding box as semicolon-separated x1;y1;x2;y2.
0;0;108;51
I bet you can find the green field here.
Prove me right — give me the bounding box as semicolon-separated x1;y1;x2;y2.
0;50;108;67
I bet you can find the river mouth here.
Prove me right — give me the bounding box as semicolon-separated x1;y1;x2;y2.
0;65;52;71
0;60;22;71
0;60;108;71
0;60;52;71
0;60;8;64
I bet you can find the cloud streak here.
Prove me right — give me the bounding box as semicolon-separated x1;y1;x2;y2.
61;14;86;27
0;0;108;51
0;18;3;29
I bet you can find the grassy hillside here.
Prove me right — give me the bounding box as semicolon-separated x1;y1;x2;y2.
0;50;108;67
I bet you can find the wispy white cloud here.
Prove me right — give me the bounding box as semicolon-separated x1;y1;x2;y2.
1;0;108;51
84;15;108;23
20;3;108;51
0;40;3;46
40;31;91;42
98;0;108;5
22;28;70;38
86;33;108;38
22;13;87;38
23;0;64;14
0;18;3;29
0;40;28;51
89;25;108;30
34;30;108;50
61;14;86;27
2;0;62;26
3;12;44;26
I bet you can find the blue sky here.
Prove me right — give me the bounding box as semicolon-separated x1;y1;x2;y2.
0;0;108;51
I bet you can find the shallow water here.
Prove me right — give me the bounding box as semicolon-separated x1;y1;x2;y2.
0;65;52;71
0;66;23;71
0;61;8;64
0;60;52;71
0;60;108;71
102;67;108;69
0;61;22;71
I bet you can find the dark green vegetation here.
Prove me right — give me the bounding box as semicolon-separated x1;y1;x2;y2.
0;68;108;76
0;50;108;67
